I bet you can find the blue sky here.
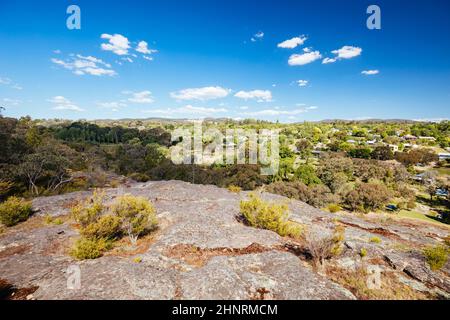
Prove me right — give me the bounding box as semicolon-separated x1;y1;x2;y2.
0;0;449;122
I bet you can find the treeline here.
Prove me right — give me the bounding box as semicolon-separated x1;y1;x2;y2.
0;116;271;198
266;153;415;212
0;117;173;198
1;116;449;217
54;121;172;146
410;121;450;147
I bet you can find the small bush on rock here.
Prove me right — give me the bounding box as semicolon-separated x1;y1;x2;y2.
370;236;381;244
240;193;302;239
327;203;341;213
227;185;242;193
0;197;33;227
70;237;112;260
80;214;122;240
111;195;158;245
305;225;345;270
44;214;53;224
69;192;158;258
71;191;105;228
360;248;367;257
423;245;449;271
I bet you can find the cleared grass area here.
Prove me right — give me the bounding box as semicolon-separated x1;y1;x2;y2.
397;210;449;227
434;167;450;176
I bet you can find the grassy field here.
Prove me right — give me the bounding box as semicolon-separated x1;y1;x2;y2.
397;210;449;227
434;166;450;176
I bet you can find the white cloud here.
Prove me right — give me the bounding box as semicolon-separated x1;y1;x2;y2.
51;54;116;76
144;105;227;117
234;90;272;102
96;101;127;111
48;96;84;112
101;33;130;55
322;57;337;64
143;55;153;61
242;105;318;117
297;80;309;87
361;69;379;75
2;98;22;106
123;90;154;104
412;118;449;123
277;35;307;49
170;86;230;101
240;106;249;110
136;41;157;55
76;54;112;68
53;49;61;54
323;45;362;64
251;31;264;42
83;67;116;76
255;31;264;38
288;51;322;66
0;77;12;85
332;46;362;59
243;108;306;116
0;77;22;90
121;57;134;63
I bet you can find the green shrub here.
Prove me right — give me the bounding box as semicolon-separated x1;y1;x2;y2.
44;214;53;224
240;193;303;239
45;214;64;225
0;197;33;227
330;225;345;256
407;200;416;210
227;185;242;193
266;181;337;209
360;248;367;257
111;195;158;245
294;165;321;186
71;191;105;228
370;236;381;244
397;201;407;210
305;225;345;269
445;235;450;247
327;203;341;213
80;214;122;240
0;180;14;200
70;237;112;260
344;183;391;213
128;172;150;182
423;245;449;271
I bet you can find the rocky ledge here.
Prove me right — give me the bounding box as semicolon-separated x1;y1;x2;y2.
0;180;449;300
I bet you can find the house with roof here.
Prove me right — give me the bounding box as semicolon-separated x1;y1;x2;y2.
436;189;449;197
418;136;436;141
403;134;417;141
388;144;399;152
438;153;450;161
